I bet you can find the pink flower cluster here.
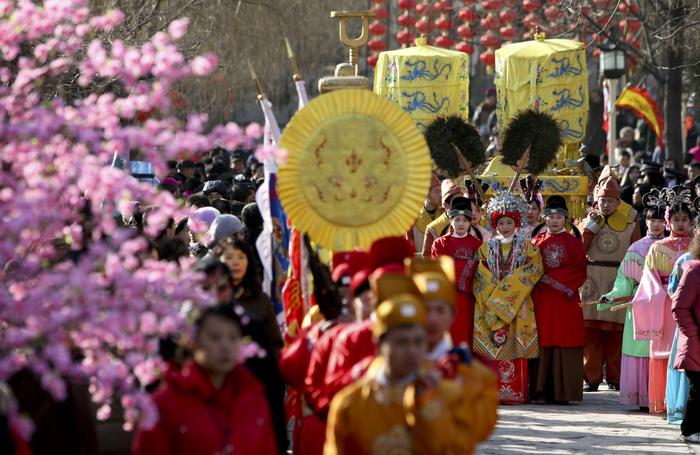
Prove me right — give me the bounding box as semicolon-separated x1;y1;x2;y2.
0;0;274;436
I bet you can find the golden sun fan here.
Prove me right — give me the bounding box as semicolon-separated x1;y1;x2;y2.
277;89;432;251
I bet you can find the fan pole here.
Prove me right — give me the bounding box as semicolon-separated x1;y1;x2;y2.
452;143;487;202
508;146;531;193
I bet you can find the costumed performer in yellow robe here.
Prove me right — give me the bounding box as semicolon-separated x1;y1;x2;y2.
472;191;544;404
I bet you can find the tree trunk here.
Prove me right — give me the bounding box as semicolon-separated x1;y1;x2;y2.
663;0;686;165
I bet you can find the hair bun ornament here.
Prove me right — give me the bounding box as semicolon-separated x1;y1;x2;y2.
465;178;489;203
642;188;666;210
519;175;543;204
663;185;693;211
424;115;486;179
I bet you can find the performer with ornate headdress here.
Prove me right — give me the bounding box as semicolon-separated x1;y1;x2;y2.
431;196;483;346
472;191;543;404
520;176;544;239
598;189;667;409
530;196;587;404
665;213;700;424
632;185;694;414
579;166;641;392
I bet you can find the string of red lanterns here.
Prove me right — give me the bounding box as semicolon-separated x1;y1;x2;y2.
368;0;388;67
382;0;643;70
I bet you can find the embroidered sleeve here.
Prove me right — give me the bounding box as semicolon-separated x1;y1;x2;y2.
541;274;575;298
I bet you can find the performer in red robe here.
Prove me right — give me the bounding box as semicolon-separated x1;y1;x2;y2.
321;237;415;415
531;196;588;403
431;196;482;346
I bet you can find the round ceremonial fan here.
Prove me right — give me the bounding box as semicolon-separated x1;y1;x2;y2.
277;89;432;251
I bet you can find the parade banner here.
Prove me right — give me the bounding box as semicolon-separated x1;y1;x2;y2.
281;228;307;342
254;96;288;319
615;87;664;146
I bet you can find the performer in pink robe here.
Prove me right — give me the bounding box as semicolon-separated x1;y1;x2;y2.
633;186;694;414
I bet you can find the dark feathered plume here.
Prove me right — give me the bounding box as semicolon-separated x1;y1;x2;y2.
424;115;486;179
501;109;561;176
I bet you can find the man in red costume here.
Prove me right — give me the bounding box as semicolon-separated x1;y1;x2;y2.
279;250;368;455
323;237;416;401
531;196;588;403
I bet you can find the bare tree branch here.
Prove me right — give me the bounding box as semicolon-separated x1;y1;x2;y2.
653;19;700;39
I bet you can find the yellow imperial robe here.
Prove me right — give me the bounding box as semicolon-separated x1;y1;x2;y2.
324;358;481;455
472;236;543;361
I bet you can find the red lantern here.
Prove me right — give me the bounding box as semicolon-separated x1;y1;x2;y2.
619;19;641;33
434;0;452;11
499;8;517;23
544;6;561;20
371;6;388;19
523;13;542;29
523;0;542;13
368;39;387;52
398;0;417;9
480;13;501;31
435;35;455;48
416;2;433;15
455;42;475;54
398;13;417;27
396;30;415;45
367;55;378;67
369;21;387;35
457;24;475;38
480;31;501;48
480;49;496;66
500;25;518;40
458;7;477;22
416;17;434;34
435;17;453;31
482;0;504;10
592;48;601;58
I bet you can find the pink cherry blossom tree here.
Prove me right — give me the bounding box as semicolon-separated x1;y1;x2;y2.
0;0;262;437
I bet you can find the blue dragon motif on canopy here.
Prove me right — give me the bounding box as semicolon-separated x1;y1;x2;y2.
400;59;452;81
547;54;583;79
401;91;450;113
548;86;585;112
559;117;585;141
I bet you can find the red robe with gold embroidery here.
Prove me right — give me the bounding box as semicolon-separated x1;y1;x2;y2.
431;233;482;347
531;229;588;347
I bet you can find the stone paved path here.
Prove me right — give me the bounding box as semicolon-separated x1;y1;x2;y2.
476;389;699;455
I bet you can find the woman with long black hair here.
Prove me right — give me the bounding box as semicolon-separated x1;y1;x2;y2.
215;238;283;357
